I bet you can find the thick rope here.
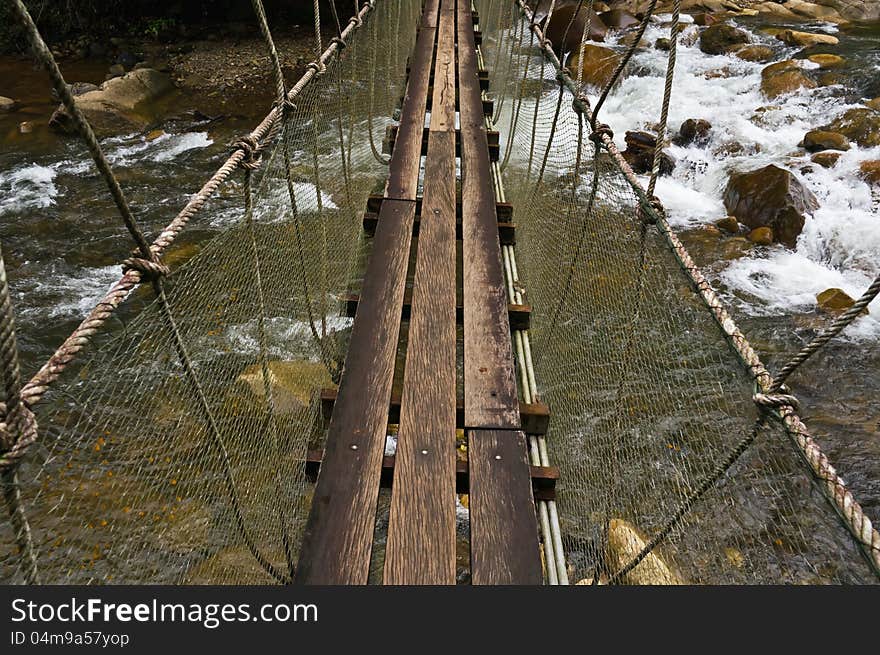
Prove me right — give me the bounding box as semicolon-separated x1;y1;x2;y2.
0;246;39;583
647;0;680;198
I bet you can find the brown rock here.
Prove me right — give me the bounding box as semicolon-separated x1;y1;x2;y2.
721;237;753;260
816;288;865;315
0;96;18;113
821;108;880;148
775;30;839;47
723;164;819;247
715;216;740;234
691;12;718;27
807;54;845;69
18;121;34;134
760;60;816;99
859;160;880;185
811;151;841;168
621;130;675;176
866;98;880;111
733;45;775;63
567;44;623;90
677;118;712;146
544;5;607;54
655;37;671;51
747;227;774;246
802;129;850;152
699;23;749;55
599;9;640;30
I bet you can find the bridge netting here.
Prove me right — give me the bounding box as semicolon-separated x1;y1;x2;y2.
0;0;877;584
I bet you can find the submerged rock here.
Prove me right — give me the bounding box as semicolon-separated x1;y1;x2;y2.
566;44;623;90
733;44;775;63
605;519;683;585
236;360;332;415
802;129;850;152
0;96;18;113
760;60;816;99
723;164;819;247
699;23;749;55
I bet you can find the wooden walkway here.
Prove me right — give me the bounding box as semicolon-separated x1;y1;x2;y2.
295;0;544;585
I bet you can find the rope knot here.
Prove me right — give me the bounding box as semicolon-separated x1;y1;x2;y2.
306;60;326;75
234;136;263;170
330;36;347;50
350;14;363;28
753;392;800;413
556;68;570;83
0;401;38;473
589;123;614;145
122;256;170;281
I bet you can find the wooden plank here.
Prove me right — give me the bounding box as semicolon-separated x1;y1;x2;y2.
420;0;440;28
304;450;560;500
294;199;416;585
365;194;513;222
383;125;500;161
383;0;458;584
457;0;520;430
386;23;436;200
469;429;543;585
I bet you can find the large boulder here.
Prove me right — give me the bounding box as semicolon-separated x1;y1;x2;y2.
621;130;675;176
49;68;176;137
820;108;880;148
810;0;880;21
760;60;816;99
723;165;819;247
676;118;712;146
733;44;775;63
544;5;607;54
860;160;880;185
699;23;749;55
566;44;623;90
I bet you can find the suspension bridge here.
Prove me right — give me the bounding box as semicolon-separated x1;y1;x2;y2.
1;0;878;585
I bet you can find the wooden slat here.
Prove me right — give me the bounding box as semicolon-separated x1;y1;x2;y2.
469;429;543;585
342;294;531;330
420;0;440;28
365;194;514;222
361;210;516;245
457;0;519;429
386;23;436;200
383;0;458;584
294;199;416;584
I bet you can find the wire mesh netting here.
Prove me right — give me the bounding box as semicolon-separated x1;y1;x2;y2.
477;0;877;584
0;0;422;584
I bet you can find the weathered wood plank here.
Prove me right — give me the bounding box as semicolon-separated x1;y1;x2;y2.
342;294;531;331
386;23;436;200
294;198;417;585
361;210;516;245
420;0;441;28
365;194;514;222
457;0;520;429
469;429;543;585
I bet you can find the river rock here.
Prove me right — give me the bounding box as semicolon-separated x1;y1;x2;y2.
733;44;775;63
19;121;34;134
775;30;839;47
49;68;175;137
723;164;819;247
754;1;800;20
677;118;712;146
107;64;125;79
859;160;880;185
567;44;623;90
655;37;670;51
599;9;640;30
865;98;880;111
236;359;332;415
544;6;607;54
621;130;675;176
721;236;753;260
802;129;850;152
605;519;683;585
811;151;841;168
816;288;859;314
785;0;845;21
810;1;880;21
807;54;845;69
760;60;816;99
715;216;740;233
699;23;749;55
748;227;774;246
0;96;18;112
820;108;880;148
691;12;718;26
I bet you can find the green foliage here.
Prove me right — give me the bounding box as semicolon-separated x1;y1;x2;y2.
141;17;177;40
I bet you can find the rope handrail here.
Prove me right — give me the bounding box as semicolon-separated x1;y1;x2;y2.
514;0;880;577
